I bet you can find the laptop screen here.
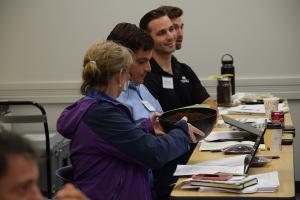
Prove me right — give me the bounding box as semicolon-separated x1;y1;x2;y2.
222;115;267;174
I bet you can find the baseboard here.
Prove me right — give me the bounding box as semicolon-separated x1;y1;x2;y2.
0;81;82;103
0;76;299;103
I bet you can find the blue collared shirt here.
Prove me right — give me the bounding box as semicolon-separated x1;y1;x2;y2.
117;81;163;123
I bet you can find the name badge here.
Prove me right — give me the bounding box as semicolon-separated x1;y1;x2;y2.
162;76;174;89
141;100;156;112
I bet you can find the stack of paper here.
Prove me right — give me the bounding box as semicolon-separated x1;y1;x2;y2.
190;175;258;190
181;171;279;194
245;171;280;192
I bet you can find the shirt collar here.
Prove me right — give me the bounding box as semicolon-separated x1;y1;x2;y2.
85;88;120;105
150;56;180;75
127;81;143;99
128;81;138;90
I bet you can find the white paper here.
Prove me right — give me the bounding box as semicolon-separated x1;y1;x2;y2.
236;118;268;124
200;141;265;151
227;103;288;115
205;131;249;142
174;165;245;176
194;155;247;167
200;141;257;151
245;171;279;192
174;155;248;176
200;141;240;151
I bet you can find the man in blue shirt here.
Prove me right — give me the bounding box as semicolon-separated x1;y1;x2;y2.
107;23;163;123
107;23;163;200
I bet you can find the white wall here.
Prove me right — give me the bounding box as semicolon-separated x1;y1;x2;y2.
1;0;300;178
1;0;300;83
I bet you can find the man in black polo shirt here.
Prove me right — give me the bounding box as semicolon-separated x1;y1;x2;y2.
139;8;217;200
140;8;217;112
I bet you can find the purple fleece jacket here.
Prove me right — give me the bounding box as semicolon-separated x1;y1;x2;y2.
57;90;191;200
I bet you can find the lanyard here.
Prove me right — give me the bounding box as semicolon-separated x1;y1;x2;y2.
128;82;143;100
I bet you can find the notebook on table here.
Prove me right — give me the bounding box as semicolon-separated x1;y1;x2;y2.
190;174;258;190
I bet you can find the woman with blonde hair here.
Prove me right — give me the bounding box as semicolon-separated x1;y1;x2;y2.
57;41;204;200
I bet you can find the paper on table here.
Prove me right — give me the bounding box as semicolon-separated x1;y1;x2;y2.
204;131;247;142
174;155;247;176
194;155;247;167
200;140;260;151
174;165;245;176
244;171;279;192
227;103;288;115
237;118;268;124
200;141;241;151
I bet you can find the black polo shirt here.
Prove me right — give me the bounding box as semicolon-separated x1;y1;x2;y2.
144;56;211;199
144;56;209;111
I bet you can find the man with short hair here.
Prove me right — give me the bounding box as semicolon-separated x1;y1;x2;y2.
107;22;163;123
157;6;184;50
107;22;163;200
140;9;217;112
140;8;217;199
0;130;88;200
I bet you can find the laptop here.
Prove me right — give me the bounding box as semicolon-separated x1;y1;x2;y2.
222;115;267;174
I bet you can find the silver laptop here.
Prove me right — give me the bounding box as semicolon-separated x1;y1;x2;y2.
222;115;267;174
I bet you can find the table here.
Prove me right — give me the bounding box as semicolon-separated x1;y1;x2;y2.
170;113;295;200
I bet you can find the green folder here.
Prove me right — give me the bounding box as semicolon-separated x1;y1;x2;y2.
163;104;210;114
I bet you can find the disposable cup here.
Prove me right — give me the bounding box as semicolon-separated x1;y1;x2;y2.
263;97;279;119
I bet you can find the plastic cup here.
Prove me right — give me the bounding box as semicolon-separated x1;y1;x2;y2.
263;97;279;119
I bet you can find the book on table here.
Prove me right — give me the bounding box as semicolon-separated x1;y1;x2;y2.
190;176;258;190
181;171;279;194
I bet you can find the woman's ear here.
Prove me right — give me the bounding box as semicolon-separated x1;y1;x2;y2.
116;70;122;88
117;69;127;86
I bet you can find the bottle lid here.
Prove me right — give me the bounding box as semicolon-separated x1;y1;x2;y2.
221;54;234;64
